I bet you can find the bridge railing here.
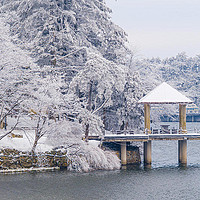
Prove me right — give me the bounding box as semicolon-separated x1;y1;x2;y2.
106;128;200;136
88;128;200;136
151;128;200;134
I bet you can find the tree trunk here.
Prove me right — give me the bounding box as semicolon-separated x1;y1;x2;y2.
103;108;106;135
125;121;128;130
86;81;93;111
32;134;39;155
0;121;3;129
85;124;89;142
85;81;93;140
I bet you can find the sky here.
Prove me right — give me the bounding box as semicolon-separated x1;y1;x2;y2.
106;0;200;58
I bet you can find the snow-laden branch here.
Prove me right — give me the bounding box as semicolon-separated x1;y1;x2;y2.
56;47;85;61
92;96;110;115
0;116;20;140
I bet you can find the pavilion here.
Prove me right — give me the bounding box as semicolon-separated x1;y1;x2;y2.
138;82;192;165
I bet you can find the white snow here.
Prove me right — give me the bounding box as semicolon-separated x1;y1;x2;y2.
0;167;60;174
0;130;53;152
138;82;193;104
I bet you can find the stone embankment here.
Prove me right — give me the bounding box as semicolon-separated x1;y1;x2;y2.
0;143;141;173
102;142;141;164
0;148;70;170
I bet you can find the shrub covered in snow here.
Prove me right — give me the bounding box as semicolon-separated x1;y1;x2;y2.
46;120;120;172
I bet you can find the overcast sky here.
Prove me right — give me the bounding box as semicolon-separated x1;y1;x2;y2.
106;0;200;58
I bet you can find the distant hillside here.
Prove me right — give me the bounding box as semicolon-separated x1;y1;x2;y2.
134;52;200;106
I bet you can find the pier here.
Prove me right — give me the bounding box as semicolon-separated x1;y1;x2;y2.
89;82;198;166
88;132;200;166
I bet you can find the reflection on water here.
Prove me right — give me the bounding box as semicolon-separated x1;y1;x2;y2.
0;122;200;200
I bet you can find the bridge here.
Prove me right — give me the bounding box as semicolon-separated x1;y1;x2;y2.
88;130;200;166
89;131;200;142
89;82;199;167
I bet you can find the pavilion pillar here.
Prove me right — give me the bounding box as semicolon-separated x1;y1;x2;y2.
144;104;151;134
178;104;187;165
121;142;127;165
179;104;187;134
143;103;151;165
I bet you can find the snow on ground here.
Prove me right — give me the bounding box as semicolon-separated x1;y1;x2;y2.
0;130;53;152
0;167;60;174
88;140;101;148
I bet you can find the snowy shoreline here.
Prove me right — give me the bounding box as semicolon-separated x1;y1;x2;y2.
0;166;60;174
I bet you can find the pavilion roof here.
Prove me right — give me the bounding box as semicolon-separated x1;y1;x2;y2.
138;82;193;104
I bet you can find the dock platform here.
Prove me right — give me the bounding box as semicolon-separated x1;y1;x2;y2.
88;133;200;142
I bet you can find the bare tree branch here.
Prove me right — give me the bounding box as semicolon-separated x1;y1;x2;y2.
0;98;23;125
0;104;4;123
56;48;84;61
31;115;47;154
92;96;110;115
0;116;20;140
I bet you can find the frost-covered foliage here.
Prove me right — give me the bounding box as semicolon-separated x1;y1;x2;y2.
1;0;144;132
47;120;120;172
0;0;144;170
0;17;61;150
68;53;144;133
117;71;144;130
0;17;37;103
0;17;36;135
1;0;130;67
69;53;126;135
70;53;127;106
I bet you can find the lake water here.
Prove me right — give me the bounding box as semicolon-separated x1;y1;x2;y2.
1;122;200;200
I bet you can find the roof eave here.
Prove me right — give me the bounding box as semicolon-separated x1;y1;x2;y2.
138;101;193;104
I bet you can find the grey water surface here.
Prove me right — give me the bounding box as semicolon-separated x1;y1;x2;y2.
1;122;200;200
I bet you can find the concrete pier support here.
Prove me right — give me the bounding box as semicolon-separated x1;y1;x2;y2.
144;141;152;165
178;104;187;165
143;103;152;165
121;142;127;165
178;140;187;165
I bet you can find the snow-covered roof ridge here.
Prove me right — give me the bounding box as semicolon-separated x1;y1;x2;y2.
138;82;193;104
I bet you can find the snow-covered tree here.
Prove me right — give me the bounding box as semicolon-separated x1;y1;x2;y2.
0;0;144;170
68;53;126;138
0;16;38;137
1;0;130;67
46;120;120;172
